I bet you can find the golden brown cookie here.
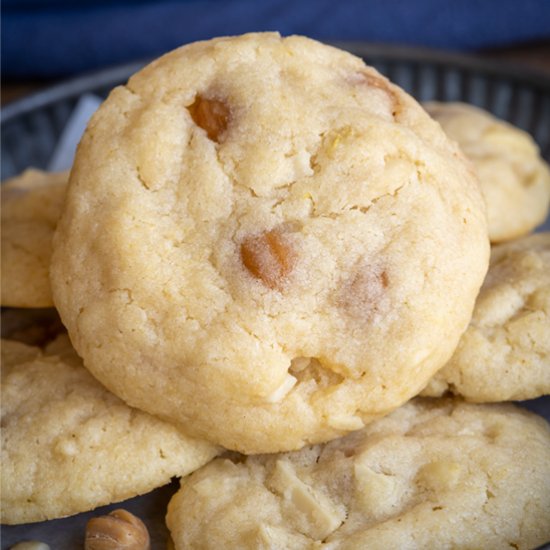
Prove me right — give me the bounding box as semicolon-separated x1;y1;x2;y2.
167;399;550;550
423;232;550;401
1;336;219;524
1;169;68;307
425;101;550;243
51;33;488;453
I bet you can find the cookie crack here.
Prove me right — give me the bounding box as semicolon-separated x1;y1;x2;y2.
318;153;419;219
212;142;257;199
134;167;150;191
480;469;508;543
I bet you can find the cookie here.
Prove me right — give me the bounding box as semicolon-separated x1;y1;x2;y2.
425;101;550;243
423;232;550;401
1;169;68;307
1;336;219;524
166;399;550;550
51;33;489;453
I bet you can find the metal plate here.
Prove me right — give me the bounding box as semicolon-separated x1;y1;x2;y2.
1;45;549;549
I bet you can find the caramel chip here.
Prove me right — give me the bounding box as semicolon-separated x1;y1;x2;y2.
341;266;389;320
187;96;229;142
240;229;295;289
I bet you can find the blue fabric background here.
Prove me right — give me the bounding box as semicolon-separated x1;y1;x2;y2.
2;0;550;77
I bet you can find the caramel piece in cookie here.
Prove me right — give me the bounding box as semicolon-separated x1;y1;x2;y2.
51;33;488;453
339;264;389;320
425;101;550;243
1;336;219;524
1;169;68;307
166;399;550;550
240;229;296;289
423;232;550;401
188;95;230;142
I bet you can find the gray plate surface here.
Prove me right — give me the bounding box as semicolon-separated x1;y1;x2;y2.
1;44;549;549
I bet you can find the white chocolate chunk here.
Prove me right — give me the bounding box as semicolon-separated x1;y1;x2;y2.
268;459;344;540
266;374;297;403
327;415;364;431
416;460;463;492
353;461;403;518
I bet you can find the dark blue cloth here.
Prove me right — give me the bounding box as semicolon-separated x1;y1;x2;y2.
3;0;550;78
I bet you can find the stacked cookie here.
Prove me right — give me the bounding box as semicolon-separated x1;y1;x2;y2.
2;33;549;549
425;101;550;243
2;336;219;525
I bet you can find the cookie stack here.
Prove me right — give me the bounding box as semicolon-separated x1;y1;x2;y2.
1;33;549;549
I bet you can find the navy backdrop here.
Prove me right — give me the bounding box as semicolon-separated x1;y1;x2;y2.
2;0;550;77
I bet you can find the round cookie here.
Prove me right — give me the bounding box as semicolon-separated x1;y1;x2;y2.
425;101;550;243
423;232;550;402
51;33;489;453
1;169;68;307
166;399;550;550
1;336;219;524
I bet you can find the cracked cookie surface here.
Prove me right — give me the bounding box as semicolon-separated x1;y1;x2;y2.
425;101;550;243
1;169;68;307
166;399;550;550
51;33;489;453
423;232;550;402
1;335;219;524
